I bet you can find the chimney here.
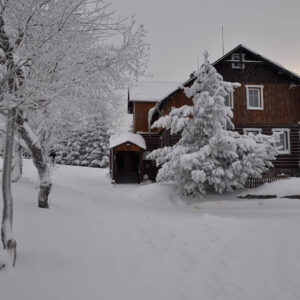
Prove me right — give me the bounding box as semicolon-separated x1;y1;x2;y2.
190;71;196;79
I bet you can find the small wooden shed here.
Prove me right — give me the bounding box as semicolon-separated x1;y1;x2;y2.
109;132;147;183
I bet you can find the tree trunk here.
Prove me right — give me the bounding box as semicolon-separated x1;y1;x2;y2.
11;139;22;182
16;112;51;208
1;108;17;267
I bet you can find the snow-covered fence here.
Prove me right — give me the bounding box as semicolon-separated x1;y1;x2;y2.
245;177;290;189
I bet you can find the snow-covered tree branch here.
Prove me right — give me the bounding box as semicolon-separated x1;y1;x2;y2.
0;0;148;267
0;0;148;208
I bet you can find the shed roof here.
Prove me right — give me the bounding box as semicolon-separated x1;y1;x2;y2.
129;81;180;102
109;132;146;150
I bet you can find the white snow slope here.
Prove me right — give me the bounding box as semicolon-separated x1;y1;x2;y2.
1;160;300;300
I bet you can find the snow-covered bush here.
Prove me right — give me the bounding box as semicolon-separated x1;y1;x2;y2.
55;124;109;168
148;52;277;197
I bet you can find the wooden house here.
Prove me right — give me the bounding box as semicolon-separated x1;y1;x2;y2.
110;82;179;183
111;45;300;183
128;81;180;133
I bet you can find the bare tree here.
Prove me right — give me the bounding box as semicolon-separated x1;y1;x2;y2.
0;0;148;208
0;0;148;267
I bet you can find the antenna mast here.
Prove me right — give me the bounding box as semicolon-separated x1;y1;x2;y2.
222;26;225;56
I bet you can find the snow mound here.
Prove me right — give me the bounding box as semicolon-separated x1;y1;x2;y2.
109;132;146;149
131;183;185;208
1;160;300;300
241;177;300;197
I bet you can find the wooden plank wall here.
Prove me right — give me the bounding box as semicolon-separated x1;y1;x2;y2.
215;58;292;83
235;125;300;173
158;83;300;126
231;83;300;125
140;133;161;181
140;133;161;151
161;91;193;117
133;102;156;132
158;126;300;172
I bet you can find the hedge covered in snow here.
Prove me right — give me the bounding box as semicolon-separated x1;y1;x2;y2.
54;125;109;168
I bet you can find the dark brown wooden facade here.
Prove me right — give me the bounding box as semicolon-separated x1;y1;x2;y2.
133;102;156;133
154;82;300;126
234;125;300;173
127;45;300;181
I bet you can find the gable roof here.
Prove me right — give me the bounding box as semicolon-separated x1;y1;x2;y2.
109;132;146;150
151;44;300;120
129;81;180;102
214;44;300;82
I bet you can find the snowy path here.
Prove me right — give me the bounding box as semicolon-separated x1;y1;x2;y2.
0;160;300;300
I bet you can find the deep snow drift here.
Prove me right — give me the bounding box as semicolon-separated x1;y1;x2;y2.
0;160;300;300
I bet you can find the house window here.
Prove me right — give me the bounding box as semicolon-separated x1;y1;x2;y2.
246;85;264;110
272;128;290;154
243;128;262;135
232;53;245;69
224;91;234;108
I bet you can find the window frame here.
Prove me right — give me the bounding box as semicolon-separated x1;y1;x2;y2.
224;90;234;109
243;128;262;135
246;85;264;110
272;128;291;155
231;53;245;69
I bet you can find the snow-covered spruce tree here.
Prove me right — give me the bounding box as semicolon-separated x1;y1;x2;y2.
148;52;277;197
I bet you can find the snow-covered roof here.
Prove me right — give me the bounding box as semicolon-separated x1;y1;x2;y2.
129;81;180;102
109;132;146;150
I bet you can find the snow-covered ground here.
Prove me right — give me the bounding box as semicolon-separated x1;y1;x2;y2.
1;160;300;300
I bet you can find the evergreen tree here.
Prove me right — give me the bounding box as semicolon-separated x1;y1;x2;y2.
148;52;277;197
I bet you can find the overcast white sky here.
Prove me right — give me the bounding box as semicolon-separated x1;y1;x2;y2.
110;0;300;83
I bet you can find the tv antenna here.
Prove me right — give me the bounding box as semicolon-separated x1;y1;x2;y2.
222;26;225;56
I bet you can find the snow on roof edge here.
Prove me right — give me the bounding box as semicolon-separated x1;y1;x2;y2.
129;81;181;102
109;132;147;150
